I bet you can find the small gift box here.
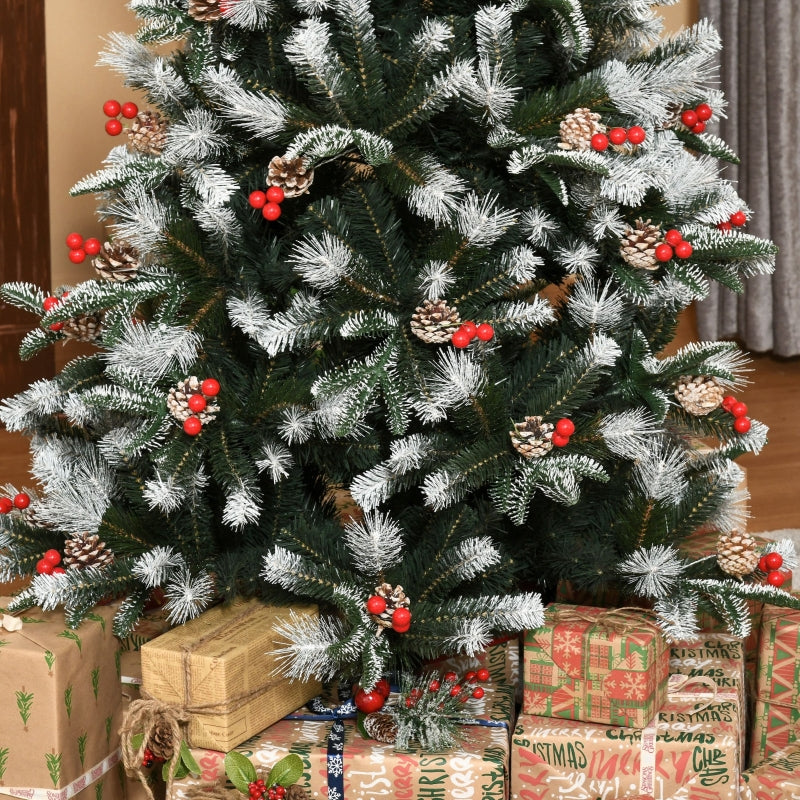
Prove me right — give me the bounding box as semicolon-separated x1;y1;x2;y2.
523;603;669;727
740;741;800;799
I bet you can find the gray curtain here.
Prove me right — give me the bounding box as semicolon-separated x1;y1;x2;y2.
696;1;800;356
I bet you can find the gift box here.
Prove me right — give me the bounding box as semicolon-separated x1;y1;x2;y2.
740;742;800;799
0;598;124;800
174;682;515;800
750;697;800;766
426;635;520;689
523;603;669;727
141;598;322;751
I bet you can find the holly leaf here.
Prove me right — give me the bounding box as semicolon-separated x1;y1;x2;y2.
356;711;370;740
180;741;201;776
224;751;257;794
266;754;303;788
163;758;189;782
130;733;145;752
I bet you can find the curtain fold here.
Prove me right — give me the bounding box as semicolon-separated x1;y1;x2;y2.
696;1;800;356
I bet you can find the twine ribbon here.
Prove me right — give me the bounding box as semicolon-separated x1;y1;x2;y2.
548;605;661;637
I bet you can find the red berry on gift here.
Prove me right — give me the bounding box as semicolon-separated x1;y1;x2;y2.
475;323;494;341
366;595;387;614
691;121;706;134
681;109;698;128
730;210;747;227
695;103;713;121
121;102;139;119
590;133;609;151
248;190;267;209
461;321;477;340
429;679;441;692
551;432;570;448
374;678;391;698
392;607;411;630
183;416;202;436
449;684;462;697
465;671;477;683
105;119;123;136
444;671;458;682
722;395;737;411
730;401;748;418
262;202;282;221
608;127;627;145
69;248;86;264
0;497;12;514
765;552;784;571
733;416;751;434
13;492;30;509
717;221;733;233
555;418;575;437
103;99;121;117
674;240;693;259
655;243;673;262
476;667;490;682
664;229;683;247
451;328;472;349
266;186;285;204
84;238;102;256
36;558;53;575
43;295;60;312
767;570;786;588
66;232;84;249
201;378;220;396
187;394;207;413
354;688;386;713
44;549;62;566
627;126;646;144
472;686;485;700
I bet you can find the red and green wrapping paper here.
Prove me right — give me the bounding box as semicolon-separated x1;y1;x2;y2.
740;741;800;799
523;604;669;727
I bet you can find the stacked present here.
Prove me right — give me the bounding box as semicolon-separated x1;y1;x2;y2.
741;741;800;799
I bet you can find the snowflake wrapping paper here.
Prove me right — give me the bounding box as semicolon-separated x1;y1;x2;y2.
173;683;515;800
740;741;800;799
0;598;125;800
523;603;669;727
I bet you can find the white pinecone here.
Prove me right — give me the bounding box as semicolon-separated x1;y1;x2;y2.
371;582;410;629
558;107;605;151
267;155;314;198
62;313;104;343
64;533;115;570
187;0;222;22
410;299;461;344
93;241;140;283
620;219;662;271
166;376;221;424
674;375;724;416
363;712;399;743
510;416;554;459
128;111;169;156
717;531;759;577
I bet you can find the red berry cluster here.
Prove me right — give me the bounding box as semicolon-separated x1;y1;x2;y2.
591;125;646;152
758;551;787;588
0;492;31;514
681;103;713;134
551;418;575;449
36;548;66;576
353;678;392;713
716;210;747;234
183;378;220;436
365;594;411;632
655;229;694;263
451;321;494;348
406;668;491;709
42;291;70;332
65;232;101;265
103;99;139;136
721;394;751;434
248;186;286;222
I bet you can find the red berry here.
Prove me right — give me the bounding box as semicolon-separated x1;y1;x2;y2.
187;394;207;413
451;329;472;348
65;232;84;249
654;243;674;262
0;497;12;514
410;687;423;698
354;688;385;713
555;418;575;437
449;684;462;697
465;671;477;683
276;789;285;799
121;102;139;119
102;100;121;118
374;678;391;698
758;555;770;573
476;667;490;682
664;229;683;247
405;696;416;708
43;296;60;312
44;549;62;566
248;190;267;209
691;122;706;134
681;109;698;128
460;321;477;339
722;395;737;411
551;432;570;448
717;221;733;233
695;103;713;121
590;133;609;151
444;671;458;682
105;119;123;136
428;679;441;692
62;290;70;299
472;686;485;699
765;552;784;570
49;322;64;332
13;492;30;509
262;202;282;221
201;378;220;396
366;595;387;614
84;238;102;255
69;248;86;264
730;210;747;227
183;416;203;436
475;323;494;341
392;607;411;630
733;416;751;434
767;570;786;588
36;559;53;575
627;126;646;144
730;401;748;418
52;567;66;575
674;240;693;259
608;127;627;145
266;186;285;204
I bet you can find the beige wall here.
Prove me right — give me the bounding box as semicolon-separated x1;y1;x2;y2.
660;0;699;32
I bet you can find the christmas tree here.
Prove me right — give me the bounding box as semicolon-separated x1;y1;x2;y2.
2;0;798;686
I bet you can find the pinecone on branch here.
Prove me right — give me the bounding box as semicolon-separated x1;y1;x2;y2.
166;376;220;425
267;155;314;198
62;313;104;343
128;111;169;156
620;219;662;271
410;299;461;344
371;582;410;630
363;712;399;743
93;242;140;283
146;719;175;761
64;533;115;570
510;416;554;459
717;531;759;577
558;107;604;151
674;375;724;416
187;0;223;21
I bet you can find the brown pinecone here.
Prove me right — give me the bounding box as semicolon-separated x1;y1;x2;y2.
285;787;309;800
410;299;461;344
267;155;314;198
61;313;104;343
166;376;220;425
128;111;169;156
93;241;140;283
371;582;410;630
674;375;724;416
187;0;222;21
363;712;399;744
64;533;115;570
510;416;554;459
620;219;662;271
558;107;605;151
146;719;175;761
717;531;759;577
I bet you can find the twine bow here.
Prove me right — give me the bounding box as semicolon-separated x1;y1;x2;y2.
548;605;660;637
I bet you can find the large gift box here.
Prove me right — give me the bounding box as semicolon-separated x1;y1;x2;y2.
740;742;800;799
141;598;321;751
0;599;124;800
174;683;516;800
523;603;669;727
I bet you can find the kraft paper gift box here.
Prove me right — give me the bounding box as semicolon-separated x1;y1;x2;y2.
740;742;800;799
523;603;669;728
173;682;515;800
141;598;322;752
0;598;124;800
